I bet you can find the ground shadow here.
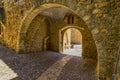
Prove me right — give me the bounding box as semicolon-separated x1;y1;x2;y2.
57;56;98;80
0;46;65;80
0;46;98;80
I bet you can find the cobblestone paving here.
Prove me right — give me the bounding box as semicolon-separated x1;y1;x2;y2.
0;46;98;80
37;56;72;80
64;44;82;56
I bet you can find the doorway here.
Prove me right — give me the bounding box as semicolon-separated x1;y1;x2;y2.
61;27;82;56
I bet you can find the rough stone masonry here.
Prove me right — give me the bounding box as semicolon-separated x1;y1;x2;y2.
0;0;119;79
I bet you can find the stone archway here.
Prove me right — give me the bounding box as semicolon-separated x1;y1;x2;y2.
18;3;78;53
60;26;82;56
18;3;97;60
59;26;83;53
3;0;119;79
59;25;97;59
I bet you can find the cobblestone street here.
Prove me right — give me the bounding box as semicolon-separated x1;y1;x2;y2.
63;44;82;56
0;46;97;80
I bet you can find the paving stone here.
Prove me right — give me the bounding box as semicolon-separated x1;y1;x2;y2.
0;46;97;80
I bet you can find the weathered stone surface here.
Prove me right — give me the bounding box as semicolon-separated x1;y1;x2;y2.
0;0;119;79
98;2;108;8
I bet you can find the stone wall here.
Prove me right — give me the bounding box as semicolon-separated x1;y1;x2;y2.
24;14;48;52
49;14;97;59
92;1;120;79
63;29;71;50
2;0;120;79
71;28;82;44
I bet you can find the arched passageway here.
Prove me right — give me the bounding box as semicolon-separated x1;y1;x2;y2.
2;0;119;79
61;28;82;56
19;3;97;60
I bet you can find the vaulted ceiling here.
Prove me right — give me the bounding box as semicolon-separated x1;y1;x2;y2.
40;7;75;23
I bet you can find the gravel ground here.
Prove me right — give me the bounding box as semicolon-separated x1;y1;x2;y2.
0;46;98;80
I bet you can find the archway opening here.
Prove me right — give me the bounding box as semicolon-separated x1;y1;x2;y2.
62;28;82;56
19;3;97;60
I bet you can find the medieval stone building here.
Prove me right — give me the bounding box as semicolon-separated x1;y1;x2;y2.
0;0;120;80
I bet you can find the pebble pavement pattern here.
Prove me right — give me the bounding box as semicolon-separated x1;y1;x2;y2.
0;46;98;80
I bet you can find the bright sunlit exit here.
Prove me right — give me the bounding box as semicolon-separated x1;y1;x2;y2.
63;28;82;56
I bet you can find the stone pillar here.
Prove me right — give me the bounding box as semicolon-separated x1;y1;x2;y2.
92;1;120;79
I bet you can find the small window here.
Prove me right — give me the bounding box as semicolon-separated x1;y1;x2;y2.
68;15;71;24
14;0;18;2
71;16;74;24
21;10;24;15
67;15;74;24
